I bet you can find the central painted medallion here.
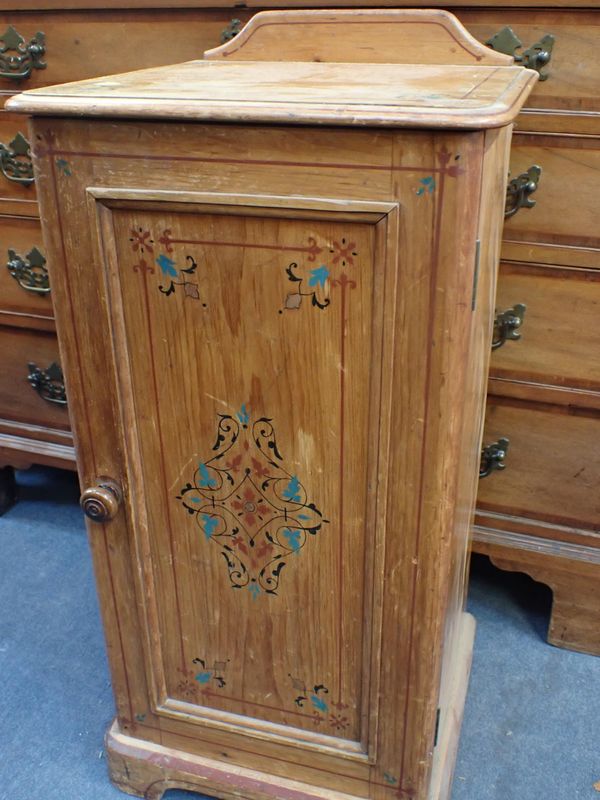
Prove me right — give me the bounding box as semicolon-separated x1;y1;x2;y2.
177;407;328;598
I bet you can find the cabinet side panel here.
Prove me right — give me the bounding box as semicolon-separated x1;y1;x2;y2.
428;124;513;799
370;129;490;800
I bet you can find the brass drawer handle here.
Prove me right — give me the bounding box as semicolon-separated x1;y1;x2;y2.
486;26;554;81
221;18;242;43
0;132;34;186
7;247;50;294
80;479;123;522
480;437;510;478
505;165;541;218
0;25;46;81
27;361;67;405
492;303;526;350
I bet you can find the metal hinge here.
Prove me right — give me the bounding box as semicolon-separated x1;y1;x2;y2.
434;707;441;747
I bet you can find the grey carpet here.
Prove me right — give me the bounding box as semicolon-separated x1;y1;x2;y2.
0;466;597;800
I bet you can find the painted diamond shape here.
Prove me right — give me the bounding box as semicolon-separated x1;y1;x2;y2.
177;409;328;597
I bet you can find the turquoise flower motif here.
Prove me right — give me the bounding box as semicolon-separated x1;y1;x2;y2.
283;528;302;552
198;463;217;488
200;513;219;540
282;475;301;503
416;176;436;196
156;254;178;277
56;158;72;176
236;404;250;424
308;265;329;288
310;694;328;713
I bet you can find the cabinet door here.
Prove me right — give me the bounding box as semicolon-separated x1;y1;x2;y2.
98;193;392;755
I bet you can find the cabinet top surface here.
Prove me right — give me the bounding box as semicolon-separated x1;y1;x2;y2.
7;59;536;130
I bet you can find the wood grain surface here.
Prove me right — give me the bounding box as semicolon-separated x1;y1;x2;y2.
478;398;600;534
7;58;536;130
491;261;600;397
204;9;512;65
503;133;600;262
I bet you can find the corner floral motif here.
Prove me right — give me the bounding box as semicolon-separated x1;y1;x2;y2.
288;675;349;730
176;667;199;700
156;253;202;301
176;406;328;598
437;148;463;177
158;229;175;253
329;237;357;267
131;227;155;276
55;158;72;176
416;176;435;195
192;657;229;689
175;658;229;703
282;261;331;311
129;226;203;302
130;227;154;254
281;235;358;313
415;150;462;195
380;772;417;798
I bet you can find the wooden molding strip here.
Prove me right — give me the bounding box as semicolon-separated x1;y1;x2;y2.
0;430;75;466
473;524;600;565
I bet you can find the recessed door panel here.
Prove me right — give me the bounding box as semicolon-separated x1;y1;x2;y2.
97;195;396;757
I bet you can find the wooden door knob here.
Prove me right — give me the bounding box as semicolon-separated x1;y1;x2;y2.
80;479;122;522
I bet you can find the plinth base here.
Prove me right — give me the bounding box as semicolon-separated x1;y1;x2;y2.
106;722;361;800
428;611;476;800
106;612;476;800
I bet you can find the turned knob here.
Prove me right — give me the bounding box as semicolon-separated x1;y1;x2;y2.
80;479;122;522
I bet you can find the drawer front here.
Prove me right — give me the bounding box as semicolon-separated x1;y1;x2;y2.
460;9;600;115
0;326;68;430
0;112;37;213
0;9;249;95
501;133;600;268
477;401;600;534
0;215;53;325
491;262;600;394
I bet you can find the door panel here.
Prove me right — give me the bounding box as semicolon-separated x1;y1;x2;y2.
96;194;397;758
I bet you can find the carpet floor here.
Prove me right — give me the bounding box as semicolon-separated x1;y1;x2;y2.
0;466;597;800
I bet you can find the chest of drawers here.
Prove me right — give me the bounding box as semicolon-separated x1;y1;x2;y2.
1;2;598;660
466;12;600;657
8;9;536;798
0;4;249;503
